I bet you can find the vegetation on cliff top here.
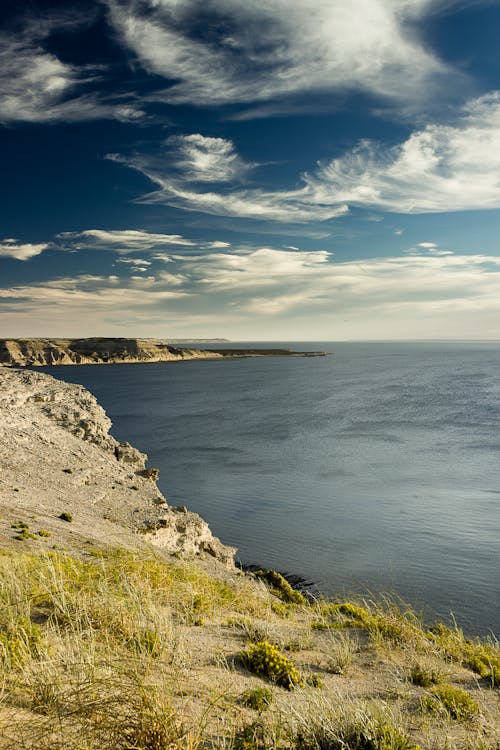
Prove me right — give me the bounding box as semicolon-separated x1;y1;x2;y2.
0;548;498;750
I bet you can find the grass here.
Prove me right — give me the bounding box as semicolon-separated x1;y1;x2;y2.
292;698;421;750
0;548;497;750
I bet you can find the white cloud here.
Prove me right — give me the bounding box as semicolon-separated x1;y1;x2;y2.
166;134;253;182
108;150;348;222
0;240;49;261
109;92;500;222
0;16;144;124
106;0;457;111
58;229;196;252
3;247;500;339
309;92;500;213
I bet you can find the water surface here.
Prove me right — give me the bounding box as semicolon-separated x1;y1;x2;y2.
42;342;500;635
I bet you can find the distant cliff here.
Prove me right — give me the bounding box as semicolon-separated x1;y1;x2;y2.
0;338;328;366
0;338;224;367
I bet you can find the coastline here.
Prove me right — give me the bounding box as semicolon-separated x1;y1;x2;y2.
0;367;498;750
0;337;329;368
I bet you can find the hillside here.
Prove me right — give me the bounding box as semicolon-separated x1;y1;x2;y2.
0;368;498;750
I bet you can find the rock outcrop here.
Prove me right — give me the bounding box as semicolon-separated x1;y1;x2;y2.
0;368;235;564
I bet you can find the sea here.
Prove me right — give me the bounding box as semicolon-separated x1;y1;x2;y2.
41;341;500;636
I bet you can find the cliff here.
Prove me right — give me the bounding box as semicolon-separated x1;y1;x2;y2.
0;367;234;563
0;338;225;367
0;338;328;367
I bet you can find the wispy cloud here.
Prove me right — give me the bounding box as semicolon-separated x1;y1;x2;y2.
0;239;49;261
166;134;254;182
58;229;196;252
308;92;500;213
0;14;144;124
3;247;500;338
111;92;500;221
106;0;458;112
107;148;349;222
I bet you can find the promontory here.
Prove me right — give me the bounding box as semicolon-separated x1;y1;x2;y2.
0;337;328;367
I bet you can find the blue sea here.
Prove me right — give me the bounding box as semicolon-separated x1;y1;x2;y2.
42;342;500;636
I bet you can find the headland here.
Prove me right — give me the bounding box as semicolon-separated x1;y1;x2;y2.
0;337;328;367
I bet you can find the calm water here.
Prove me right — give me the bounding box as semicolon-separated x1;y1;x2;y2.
42;342;500;636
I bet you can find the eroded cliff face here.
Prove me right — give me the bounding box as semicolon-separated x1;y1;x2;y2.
0;368;235;564
0;338;224;367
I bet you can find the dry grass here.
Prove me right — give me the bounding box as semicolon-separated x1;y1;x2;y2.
0;549;498;750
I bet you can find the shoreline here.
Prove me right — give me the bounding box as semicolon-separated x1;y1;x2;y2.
0;366;498;749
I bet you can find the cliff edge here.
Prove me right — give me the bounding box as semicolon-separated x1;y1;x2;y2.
0;367;234;564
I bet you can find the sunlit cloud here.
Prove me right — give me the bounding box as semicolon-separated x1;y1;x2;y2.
111;92;500;222
309;92;500;213
106;0;459;113
0;14;144;124
107;149;349;222
0;239;49;261
166;134;254;182
3;245;500;339
58;229;197;252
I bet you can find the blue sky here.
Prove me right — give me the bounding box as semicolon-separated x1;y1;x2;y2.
1;0;500;340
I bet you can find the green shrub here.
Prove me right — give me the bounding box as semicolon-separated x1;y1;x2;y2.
240;687;273;712
58;512;73;523
253;569;306;605
427;622;500;686
11;521;36;541
421;684;480;720
334;602;371;623
408;664;441;688
240;641;303;690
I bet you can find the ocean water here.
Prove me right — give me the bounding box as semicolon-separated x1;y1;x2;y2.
42;342;500;635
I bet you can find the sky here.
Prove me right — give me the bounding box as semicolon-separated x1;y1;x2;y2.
1;0;500;340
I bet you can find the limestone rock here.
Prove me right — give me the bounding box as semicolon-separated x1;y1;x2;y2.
0;368;235;566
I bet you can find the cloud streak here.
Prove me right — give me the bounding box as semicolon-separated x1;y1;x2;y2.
0;14;144;124
111;92;500;221
309;92;500;213
106;0;458;112
58;229;197;252
3;244;500;338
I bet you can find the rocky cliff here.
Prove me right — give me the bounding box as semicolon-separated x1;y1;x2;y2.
0;338;328;367
0;367;235;563
0;338;225;367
